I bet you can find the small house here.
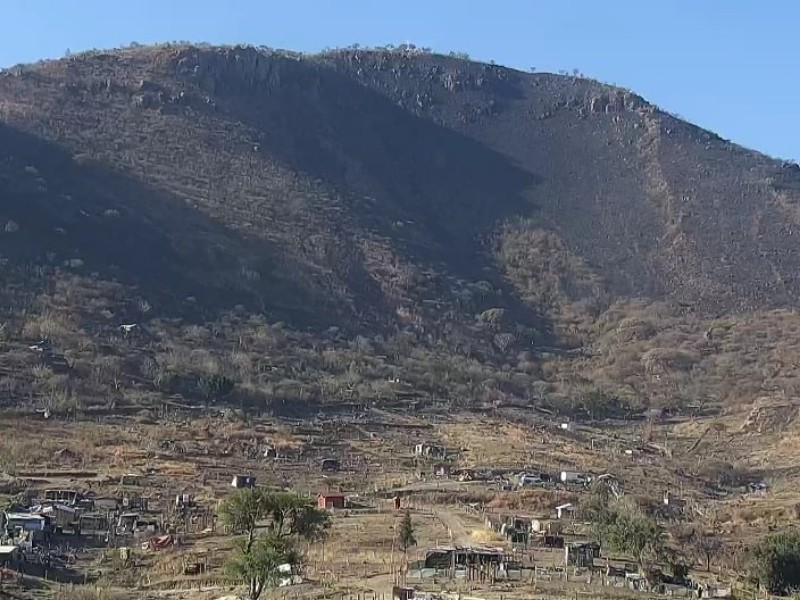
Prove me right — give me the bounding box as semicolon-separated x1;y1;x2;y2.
424;546;506;570
393;586;415;600
79;513;110;537
120;474;141;486
278;561;303;587
700;585;733;599
123;494;148;510
44;489;81;506
4;512;47;533
626;572;648;592
565;542;601;567
321;458;340;473
317;493;346;510
531;518;562;535
414;443;447;459
555;503;574;519
560;471;588;485
500;515;535;545
116;512;139;534
519;473;544;487
663;491;686;508
41;504;79;534
93;497;120;511
543;534;565;548
433;463;451;478
0;545;20;568
663;583;694;597
175;493;195;509
231;475;257;489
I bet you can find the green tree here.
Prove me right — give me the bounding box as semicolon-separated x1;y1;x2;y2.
225;534;300;600
198;373;234;402
221;490;329;600
268;491;330;541
219;487;271;552
220;489;330;552
750;531;800;595
602;498;665;583
580;482;614;545
398;509;416;553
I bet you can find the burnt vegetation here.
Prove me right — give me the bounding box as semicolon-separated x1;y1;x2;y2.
2;43;800;418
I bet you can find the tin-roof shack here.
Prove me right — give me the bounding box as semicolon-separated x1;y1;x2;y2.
414;443;447;459
555;503;575;519
44;489;81;506
79;513;110;537
565;542;601;567
424;545;505;569
0;545;20;567
4;512;47;532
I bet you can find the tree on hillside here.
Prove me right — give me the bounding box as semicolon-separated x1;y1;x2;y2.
600;498;666;583
580;481;615;545
225;534;300;600
198;373;234;402
750;531;800;595
398;509;416;553
692;530;723;572
221;489;329;599
268;491;330;541
219;489;330;552
220;487;272;552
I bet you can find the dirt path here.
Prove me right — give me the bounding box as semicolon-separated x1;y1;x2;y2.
432;506;479;545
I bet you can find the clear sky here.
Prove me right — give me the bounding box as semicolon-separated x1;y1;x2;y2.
1;0;798;160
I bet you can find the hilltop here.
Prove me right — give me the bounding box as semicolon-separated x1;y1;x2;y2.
1;44;800;419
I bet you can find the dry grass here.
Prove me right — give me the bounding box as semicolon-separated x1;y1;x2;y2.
470;528;503;543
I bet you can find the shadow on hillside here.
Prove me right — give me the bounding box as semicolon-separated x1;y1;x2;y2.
0;123;333;326
184;52;552;338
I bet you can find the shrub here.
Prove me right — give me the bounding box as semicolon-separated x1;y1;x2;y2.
198;373;234;402
750;531;800;594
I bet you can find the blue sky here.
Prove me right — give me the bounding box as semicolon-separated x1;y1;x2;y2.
1;0;798;159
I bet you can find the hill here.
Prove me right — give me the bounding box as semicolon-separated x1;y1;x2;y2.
2;43;800;417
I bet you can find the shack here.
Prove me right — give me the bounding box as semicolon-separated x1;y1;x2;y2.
120;474;141;486
560;472;589;485
317;493;346;510
0;545;20;568
44;489;81;506
116;512;139;535
3;512;47;533
555;503;575;519
414;443;447;459
531;518;562;535
663;491;687;508
79;513;110;537
422;545;506;580
565;542;601;567
41;504;79;533
393;586;415;600
433;463;452;478
230;475;257;489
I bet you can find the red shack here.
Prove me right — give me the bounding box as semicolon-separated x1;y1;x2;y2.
317;493;346;510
